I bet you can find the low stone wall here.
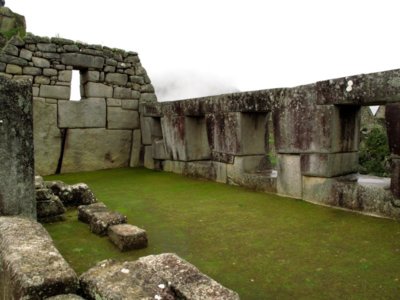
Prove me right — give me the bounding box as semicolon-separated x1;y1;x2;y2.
0;216;78;299
0;32;157;175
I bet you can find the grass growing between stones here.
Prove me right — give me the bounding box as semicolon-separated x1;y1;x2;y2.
45;168;400;300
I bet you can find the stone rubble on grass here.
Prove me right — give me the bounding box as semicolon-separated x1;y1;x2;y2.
79;253;240;300
90;210;127;236
35;175;66;222
46;180;97;206
78;202;108;223
108;224;148;251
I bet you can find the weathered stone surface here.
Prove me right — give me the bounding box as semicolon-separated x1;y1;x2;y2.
58;70;72;82
37;195;66;222
84;82;113;98
106;98;121;107
144;145;155;169
0;53;27;66
35;175;44;189
33;101;61;176
23;65;41;75
45;294;85;300
19;48;32;60
162;160;186;174
108;224;148;251
37;43;57;52
40;84;70;100
107;107;139;129
32;56;50;68
78;202;108;224
46;181;97;207
152;139;169;160
3;43;18;56
45;181;73;204
121;99;138;110
81;70;99;83
5;63;21;74
35;75;51;85
62;129;132;173
43;68;58;76
129;129;142;167
300;152;359;177
277;154;302;198
140;92;157;102
0;217;78;299
58;98;106;128
0;77;35;217
90;210;127;236
105;73;128;85
390;158;400;198
79;253;239;300
113;87;133;99
61;53;104;69
36;188;52;200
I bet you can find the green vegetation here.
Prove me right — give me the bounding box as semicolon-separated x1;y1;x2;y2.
45;168;400;300
359;127;390;176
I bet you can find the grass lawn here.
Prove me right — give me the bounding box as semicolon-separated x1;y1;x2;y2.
45;168;400;300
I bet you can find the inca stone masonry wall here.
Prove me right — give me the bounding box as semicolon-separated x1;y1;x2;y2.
0;33;157;175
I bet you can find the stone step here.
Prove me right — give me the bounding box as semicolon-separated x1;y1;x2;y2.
108;224;148;251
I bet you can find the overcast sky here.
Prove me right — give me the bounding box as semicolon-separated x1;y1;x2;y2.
6;0;400;101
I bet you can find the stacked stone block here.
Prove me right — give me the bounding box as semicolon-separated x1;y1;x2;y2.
0;33;157;175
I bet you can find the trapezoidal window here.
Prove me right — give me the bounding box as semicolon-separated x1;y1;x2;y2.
69;70;81;101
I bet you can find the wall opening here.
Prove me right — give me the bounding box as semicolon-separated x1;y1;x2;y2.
70;70;81;101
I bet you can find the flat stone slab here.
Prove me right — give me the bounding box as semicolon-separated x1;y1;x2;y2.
77;202;108;224
108;224;148;251
45;294;85;300
90;210;127;236
79;253;240;300
0;217;78;299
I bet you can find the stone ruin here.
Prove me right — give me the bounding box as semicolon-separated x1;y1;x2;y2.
1;5;400;299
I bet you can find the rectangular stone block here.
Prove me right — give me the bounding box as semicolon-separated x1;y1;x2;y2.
300;152;359;177
107;107;139;129
78;202;108;224
61;129;132;173
32;57;50;68
61;53;104;69
121;99;138;110
105;73;128;85
129;130;142;167
0;217;78;299
144;145;155;169
81;71;100;83
152;139;168;160
84;82;113;98
162;160;186;174
108;224;148;251
90;211;127;236
40;85;70;100
277;154;302;198
58;98;106;128
23;66;42;75
58;70;72;82
113;87;133;99
107;98;121;107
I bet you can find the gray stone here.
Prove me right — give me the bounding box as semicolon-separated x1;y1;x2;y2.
58;70;72;82
61;129;132;173
37;195;66;222
121;99;138;110
140;92;157;102
61;53;105;69
33;101;61;176
46;98;58;104
36;188;52;200
152;139;168;160
79;253;239;300
108;224;148;251
0;62;5;72
81;70;100;83
32;56;50;68
78;202;108;224
45;181;73;204
0;72;12;79
40;85;70;99
84;82;113;98
70;183;97;206
43;68;58;76
129;130;142;167
107;107;139;129
35;175;44;189
13;75;33;82
129;75;144;84
0;53;28;66
6;63;22;74
90;210;127;236
277;154;302;198
144;145;155;169
0;77;35;218
105;73;128;85
106;98;121;107
63;44;80;52
45;294;85;300
104;65;116;73
35;75;51;85
113;87;133;99
0;217;78;299
162;160;186;175
58;98;106;128
141;84;154;93
37;43;57;52
3;43;18;56
32;86;39;96
23;66;41;75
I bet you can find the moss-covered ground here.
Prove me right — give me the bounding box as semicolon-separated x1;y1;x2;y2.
45;168;400;300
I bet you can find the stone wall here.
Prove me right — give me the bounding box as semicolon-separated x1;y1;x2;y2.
0;76;35;218
141;69;400;220
0;33;157;175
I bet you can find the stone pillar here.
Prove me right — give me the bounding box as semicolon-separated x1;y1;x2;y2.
386;103;400;198
0;76;35;218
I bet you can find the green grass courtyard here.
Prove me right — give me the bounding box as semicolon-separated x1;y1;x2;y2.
45;168;400;300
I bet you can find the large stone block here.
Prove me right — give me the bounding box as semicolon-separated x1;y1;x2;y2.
144;145;155;169
105;73;128;85
0;217;78;299
107;107;139;129
61;53;105;69
277;154;302;198
129;129;142;167
162;160;186;174
32;57;50;68
209;112;268;155
0;77;35;217
140;116;162;145
162;115;211;161
108;224;148;251
84;82;113;98
40;84;71;100
113;87;133;99
79;253;239;300
300;152;359;177
273;86;360;153
33;100;61;176
61;129;132;173
385;103;400;156
152;139;169;160
58;98;106;128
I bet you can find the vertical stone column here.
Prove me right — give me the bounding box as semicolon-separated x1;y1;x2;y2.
386;103;400;198
0;76;35;218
